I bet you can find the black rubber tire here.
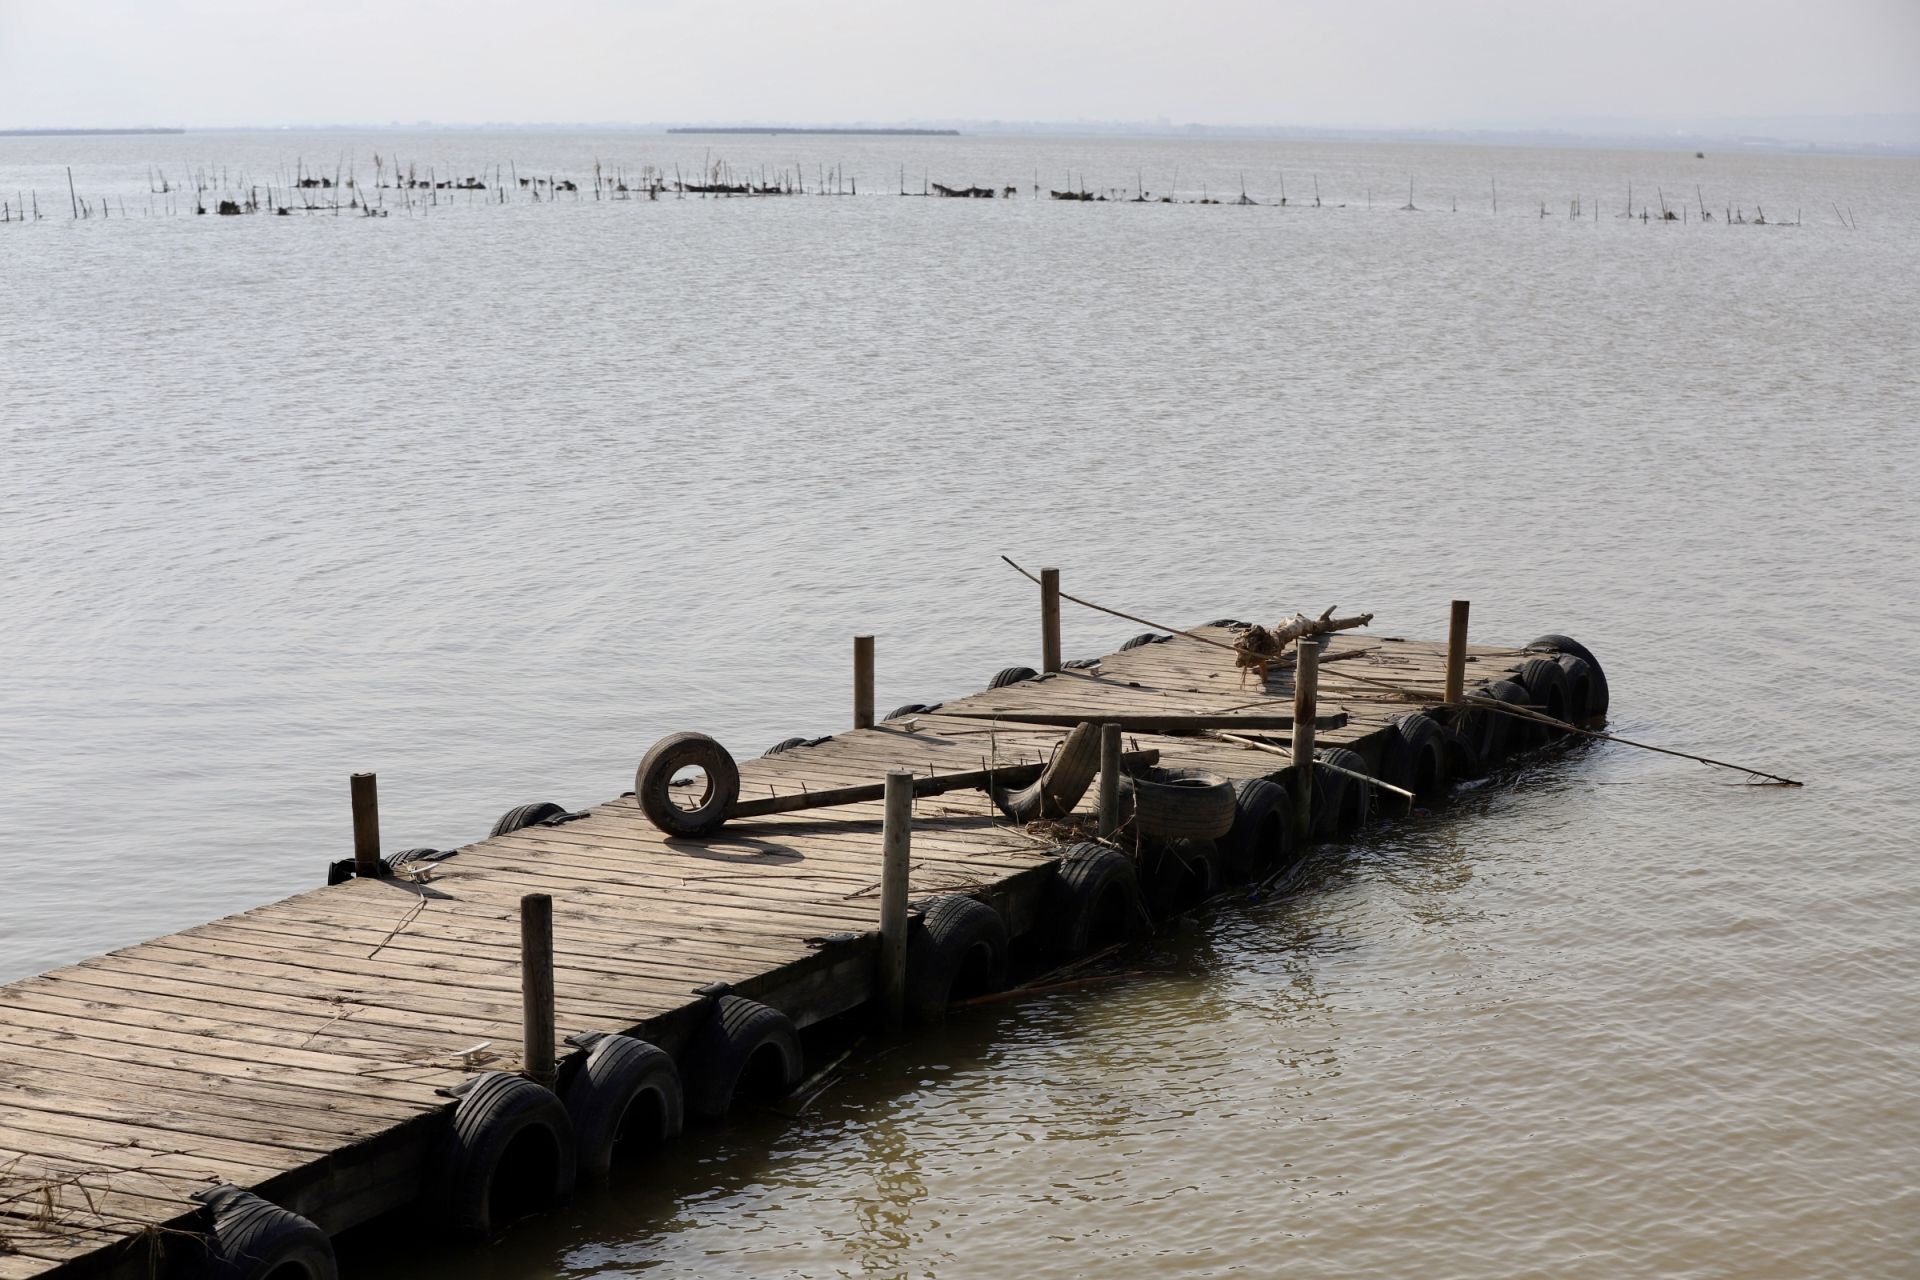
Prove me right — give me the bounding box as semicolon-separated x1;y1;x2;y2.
992;723;1103;823
635;732;741;838
681;996;802;1121
1379;713;1450;801
1515;657;1573;736
1529;634;1609;723
385;847;442;870
1204;619;1250;629
988;666;1038;690
1438;720;1485;781
1045;843;1145;957
904;895;1008;1020
490;802;566;838
763;737;809;756
1062;657;1102;670
1215;777;1292;879
1123;768;1237;840
562;1034;683;1181
1119;633;1166;651
1483;677;1546;752
1138;838;1225;914
885;703;932;720
1454;690;1514;764
194;1185;336;1280
1555;654;1599;728
432;1071;576;1241
1314;747;1377;835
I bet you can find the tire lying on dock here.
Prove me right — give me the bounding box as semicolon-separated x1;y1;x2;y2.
635;732;741;838
764;737;810;756
432;1071;577;1241
1119;633;1167;651
681;996;803;1121
1047;843;1147;958
490;802;567;837
988;666;1038;690
1123;768;1237;841
1529;634;1610;723
993;723;1103;823
191;1185;336;1280
905;895;1009;1020
561;1033;683;1181
1215;777;1292;879
886;703;933;720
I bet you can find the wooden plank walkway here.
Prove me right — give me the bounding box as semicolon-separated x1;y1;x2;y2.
0;624;1534;1278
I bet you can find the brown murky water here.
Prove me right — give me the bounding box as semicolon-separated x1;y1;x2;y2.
3;131;1916;1277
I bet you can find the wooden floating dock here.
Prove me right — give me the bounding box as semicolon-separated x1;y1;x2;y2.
0;610;1586;1278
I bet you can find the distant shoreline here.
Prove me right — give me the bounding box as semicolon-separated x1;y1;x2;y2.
666;127;959;137
0;127;185;137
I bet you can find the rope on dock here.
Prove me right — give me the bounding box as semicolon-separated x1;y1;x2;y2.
1001;555;1803;788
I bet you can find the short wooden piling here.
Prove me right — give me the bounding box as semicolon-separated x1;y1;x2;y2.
877;770;913;1031
1444;600;1471;705
1291;639;1320;841
350;772;381;878
1098;722;1123;836
1041;567;1062;673
520;893;556;1089
854;635;875;730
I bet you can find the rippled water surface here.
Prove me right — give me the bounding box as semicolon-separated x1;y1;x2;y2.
3;131;1917;1277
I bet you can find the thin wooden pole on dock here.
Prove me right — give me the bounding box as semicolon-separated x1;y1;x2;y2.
853;635;875;730
520;893;556;1089
1040;567;1062;674
1291;639;1320;841
877;771;913;1031
350;773;381;878
1098;722;1122;837
1444;599;1471;705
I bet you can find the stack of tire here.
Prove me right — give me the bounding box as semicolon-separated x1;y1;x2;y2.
1377;632;1608;800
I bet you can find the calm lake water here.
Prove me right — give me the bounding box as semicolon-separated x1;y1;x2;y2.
3;130;1917;1277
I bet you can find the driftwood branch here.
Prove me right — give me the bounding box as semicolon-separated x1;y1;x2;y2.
1233;608;1374;684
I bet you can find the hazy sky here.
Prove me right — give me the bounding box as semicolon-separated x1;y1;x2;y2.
2;0;1916;131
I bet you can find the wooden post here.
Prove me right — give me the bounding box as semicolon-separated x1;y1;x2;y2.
877;771;913;1031
853;635;875;730
520;893;556;1089
1098;722;1122;837
1040;567;1062;674
1291;638;1320;841
349;773;381;878
1444;599;1471;705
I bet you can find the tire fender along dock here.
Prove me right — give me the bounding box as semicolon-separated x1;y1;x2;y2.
0;582;1644;1279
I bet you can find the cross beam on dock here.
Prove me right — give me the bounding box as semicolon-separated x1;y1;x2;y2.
0;610;1567;1279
